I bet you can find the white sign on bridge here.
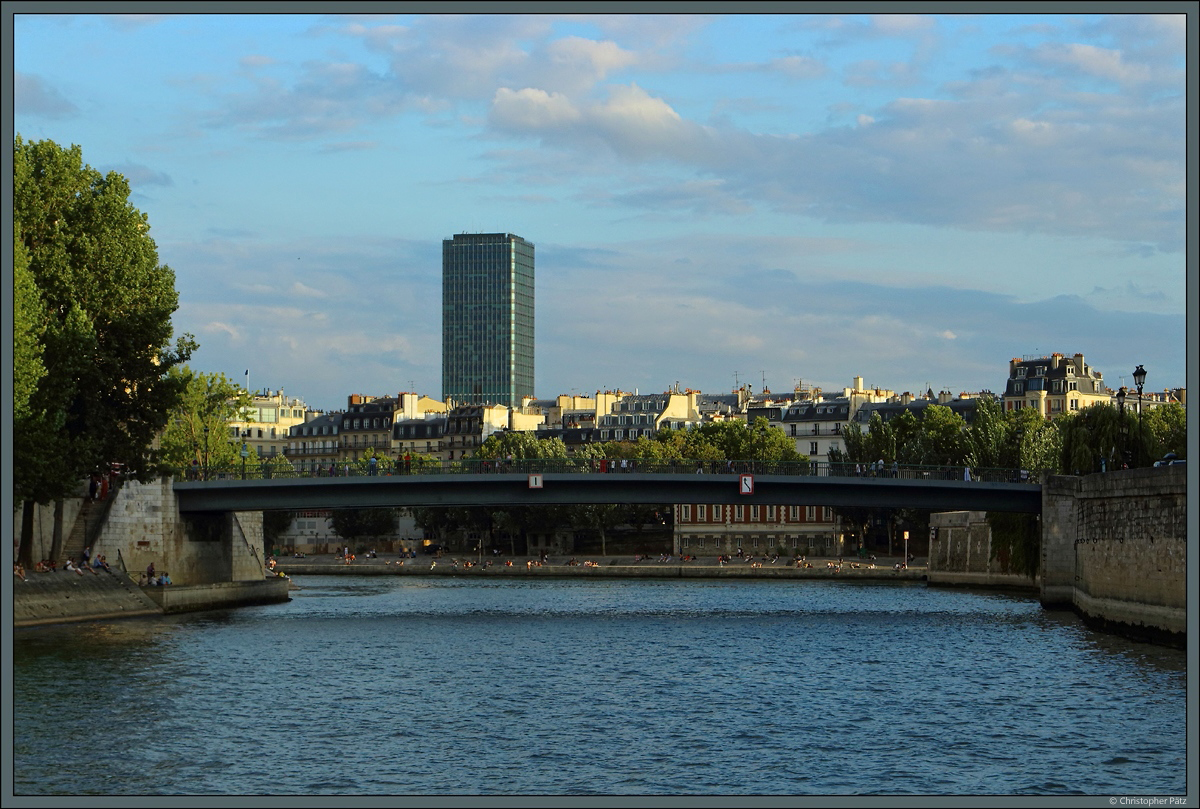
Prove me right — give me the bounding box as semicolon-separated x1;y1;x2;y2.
739;474;754;495
528;474;544;489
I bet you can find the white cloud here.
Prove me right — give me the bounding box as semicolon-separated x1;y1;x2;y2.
1035;43;1153;85
490;87;582;129
290;282;327;298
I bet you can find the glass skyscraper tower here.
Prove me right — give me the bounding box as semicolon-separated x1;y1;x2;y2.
442;232;535;408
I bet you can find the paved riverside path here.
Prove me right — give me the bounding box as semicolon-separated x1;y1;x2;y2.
273;553;929;581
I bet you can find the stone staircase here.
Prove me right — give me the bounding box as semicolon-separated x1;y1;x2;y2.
58;480;122;565
58;498;97;564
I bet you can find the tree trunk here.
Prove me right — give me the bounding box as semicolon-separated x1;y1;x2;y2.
19;500;35;568
50;498;65;563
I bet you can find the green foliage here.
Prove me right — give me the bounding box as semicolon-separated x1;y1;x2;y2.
329;508;399;542
1057;403;1129;473
13;226;45;423
1143;403;1186;461
477;431;570;460
14;136;195;503
259;453;296;478
987;512;1040;579
263;511;295;545
158;367;253;471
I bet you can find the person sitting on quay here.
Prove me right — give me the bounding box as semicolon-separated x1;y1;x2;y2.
65;558;86;576
138;571;149;586
14;562;27;581
159;571;173;585
97;555;111;573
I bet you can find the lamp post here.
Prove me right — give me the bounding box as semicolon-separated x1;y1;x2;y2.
1116;386;1127;469
1133;365;1147;468
203;425;210;480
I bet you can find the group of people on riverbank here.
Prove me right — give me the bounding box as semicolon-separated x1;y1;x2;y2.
138;562;171;586
14;550;114;581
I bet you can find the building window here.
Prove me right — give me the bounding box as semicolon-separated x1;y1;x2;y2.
810;442;818;455
751;505;760;521
681;505;691;521
789;506;799;521
806;506;815;521
698;537;705;549
735;505;744;521
767;506;776;521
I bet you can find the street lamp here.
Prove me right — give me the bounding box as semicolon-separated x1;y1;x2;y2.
1116;386;1127;469
1132;365;1146;468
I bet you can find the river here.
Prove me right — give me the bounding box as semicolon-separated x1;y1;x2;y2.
11;576;1188;797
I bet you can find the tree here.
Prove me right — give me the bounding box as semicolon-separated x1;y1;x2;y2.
1142;402;1186;461
476;431;570;462
158;367;252;474
13;225;45;423
1057;404;1124;474
14;136;194;500
263;511;296;547
329;509;398;546
15;136;195;567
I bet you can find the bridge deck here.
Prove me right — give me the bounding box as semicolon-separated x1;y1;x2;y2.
173;472;1042;514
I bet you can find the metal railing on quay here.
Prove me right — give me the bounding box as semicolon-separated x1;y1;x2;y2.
175;459;1046;485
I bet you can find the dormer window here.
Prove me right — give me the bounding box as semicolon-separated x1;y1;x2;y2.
1035;366;1045;376
1016;368;1027;378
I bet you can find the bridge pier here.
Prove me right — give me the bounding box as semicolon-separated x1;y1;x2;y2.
1040;476;1081;608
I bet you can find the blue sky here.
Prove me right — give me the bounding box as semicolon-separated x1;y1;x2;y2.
13;11;1189;412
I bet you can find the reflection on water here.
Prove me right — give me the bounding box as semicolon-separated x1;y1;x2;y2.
13;578;1188;796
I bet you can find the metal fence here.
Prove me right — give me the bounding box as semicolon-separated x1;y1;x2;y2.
177;459;1045;485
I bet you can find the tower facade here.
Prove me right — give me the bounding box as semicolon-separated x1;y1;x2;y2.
442;232;534;408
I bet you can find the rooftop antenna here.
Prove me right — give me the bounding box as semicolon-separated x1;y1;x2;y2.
733;371;741;388
761;371;767;390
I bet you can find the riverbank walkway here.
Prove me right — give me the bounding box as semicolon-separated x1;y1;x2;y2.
274;553;929;582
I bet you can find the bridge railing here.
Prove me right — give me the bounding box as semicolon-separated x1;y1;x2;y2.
174;459;1046;484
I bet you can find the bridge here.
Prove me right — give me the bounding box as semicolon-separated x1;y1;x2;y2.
172;461;1044;514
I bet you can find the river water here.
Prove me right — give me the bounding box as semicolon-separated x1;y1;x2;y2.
11;577;1189;797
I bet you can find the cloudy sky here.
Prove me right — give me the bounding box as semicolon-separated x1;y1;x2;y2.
13;10;1189;412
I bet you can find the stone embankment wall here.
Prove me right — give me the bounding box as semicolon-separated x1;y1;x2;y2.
931;467;1186;645
15;478;284;627
13;569;162;627
928;511;1038;591
1042;466;1186;644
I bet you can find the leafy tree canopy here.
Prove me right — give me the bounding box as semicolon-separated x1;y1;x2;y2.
158;367;252;473
329;508;398;543
14;136;195;503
